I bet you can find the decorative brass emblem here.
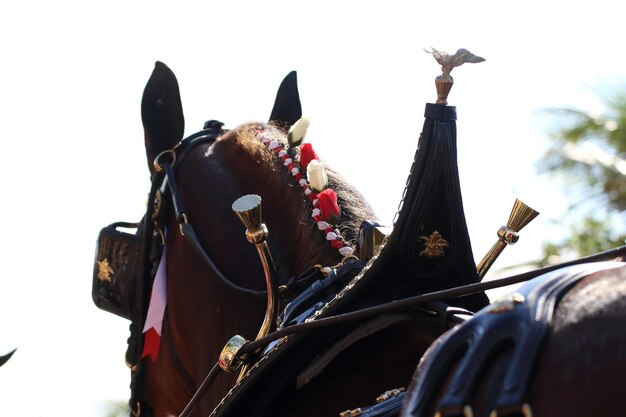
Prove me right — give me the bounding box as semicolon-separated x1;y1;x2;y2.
339;408;363;417
418;231;449;258
151;190;163;221
97;258;114;282
376;387;406;403
485;292;525;314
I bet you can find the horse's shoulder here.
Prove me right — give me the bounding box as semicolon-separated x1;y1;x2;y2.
553;263;626;330
402;261;626;417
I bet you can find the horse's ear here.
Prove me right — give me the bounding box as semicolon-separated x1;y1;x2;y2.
141;61;185;174
269;71;302;126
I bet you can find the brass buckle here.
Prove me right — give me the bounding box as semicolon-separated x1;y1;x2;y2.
178;213;189;236
153;227;166;246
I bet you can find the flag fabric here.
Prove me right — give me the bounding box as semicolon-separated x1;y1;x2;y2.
141;242;167;362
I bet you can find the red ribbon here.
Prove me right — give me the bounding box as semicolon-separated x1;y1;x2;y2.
141;327;161;363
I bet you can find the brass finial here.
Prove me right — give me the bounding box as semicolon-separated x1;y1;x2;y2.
231;194;279;380
232;194;267;244
476;199;539;280
425;47;485;105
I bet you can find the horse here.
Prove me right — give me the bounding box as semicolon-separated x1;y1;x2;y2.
102;61;626;417
115;61;490;417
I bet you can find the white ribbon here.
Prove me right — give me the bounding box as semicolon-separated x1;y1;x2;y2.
143;240;167;336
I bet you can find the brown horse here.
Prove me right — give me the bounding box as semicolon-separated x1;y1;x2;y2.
401;259;626;417
106;61;626;417
128;62;482;417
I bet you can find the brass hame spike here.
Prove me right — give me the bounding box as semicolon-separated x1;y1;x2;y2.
231;194;280;381
476;199;539;280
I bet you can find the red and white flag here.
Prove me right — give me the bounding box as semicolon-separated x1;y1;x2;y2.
141;243;167;362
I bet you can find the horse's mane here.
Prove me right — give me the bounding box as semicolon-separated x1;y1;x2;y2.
229;122;376;265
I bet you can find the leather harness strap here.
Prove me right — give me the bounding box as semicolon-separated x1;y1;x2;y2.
237;244;626;357
159;162;264;297
403;261;625;417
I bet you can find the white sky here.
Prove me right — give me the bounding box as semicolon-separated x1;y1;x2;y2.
1;1;625;416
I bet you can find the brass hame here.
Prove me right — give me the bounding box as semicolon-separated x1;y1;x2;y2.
226;194;280;381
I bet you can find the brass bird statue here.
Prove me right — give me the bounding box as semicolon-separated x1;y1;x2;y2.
425;47;485;82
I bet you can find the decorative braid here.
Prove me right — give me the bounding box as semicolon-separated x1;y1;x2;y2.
254;130;355;258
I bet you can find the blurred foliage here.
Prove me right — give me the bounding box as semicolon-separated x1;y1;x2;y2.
537;88;626;264
102;400;130;417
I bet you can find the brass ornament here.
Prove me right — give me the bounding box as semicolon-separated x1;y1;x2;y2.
232;195;266;243
376;387;406;403
97;259;114;282
151;190;163;221
218;335;249;373
485;292;526;314
476;199;539;280
418;231;449;258
339;408;363;417
425;47;485;105
232;194;279;381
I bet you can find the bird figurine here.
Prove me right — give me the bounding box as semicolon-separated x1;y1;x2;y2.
426;47;485;82
425;47;485;105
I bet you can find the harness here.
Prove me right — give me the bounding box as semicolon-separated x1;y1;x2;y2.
401;261;626;417
92;118;626;417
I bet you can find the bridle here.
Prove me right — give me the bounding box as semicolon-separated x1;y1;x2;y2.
129;120;265;416
148;121;266;296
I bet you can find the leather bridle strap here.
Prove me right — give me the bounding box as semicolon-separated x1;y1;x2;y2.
155;137;265;297
179;363;221;417
178;244;626;417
